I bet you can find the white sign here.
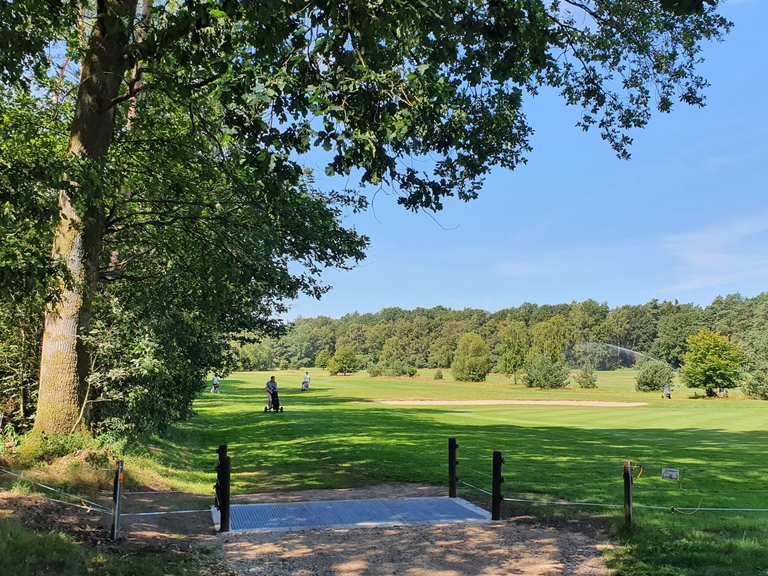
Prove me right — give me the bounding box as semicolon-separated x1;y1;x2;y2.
661;467;680;481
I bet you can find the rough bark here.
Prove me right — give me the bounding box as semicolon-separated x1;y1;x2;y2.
34;0;138;436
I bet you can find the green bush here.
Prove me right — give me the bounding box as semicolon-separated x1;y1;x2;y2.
406;366;417;377
523;354;570;388
574;365;598;389
635;360;674;392
451;333;491;382
742;371;768;400
328;344;359;375
368;364;382;377
433;369;443;380
18;431;90;463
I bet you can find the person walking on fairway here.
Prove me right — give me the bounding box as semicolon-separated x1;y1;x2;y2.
302;371;311;392
210;374;221;394
265;375;278;409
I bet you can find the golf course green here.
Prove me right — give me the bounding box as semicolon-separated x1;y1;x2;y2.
135;369;768;575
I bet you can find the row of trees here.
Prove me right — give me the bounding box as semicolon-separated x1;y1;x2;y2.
232;296;768;383
273;322;761;399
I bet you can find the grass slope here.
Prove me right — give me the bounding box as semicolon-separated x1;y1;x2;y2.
132;369;768;575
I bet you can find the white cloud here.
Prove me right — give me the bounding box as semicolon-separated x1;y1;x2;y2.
661;213;768;293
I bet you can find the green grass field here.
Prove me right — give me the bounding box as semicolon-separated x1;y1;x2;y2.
135;369;768;575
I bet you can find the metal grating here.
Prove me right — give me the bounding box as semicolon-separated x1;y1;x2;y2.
216;497;490;533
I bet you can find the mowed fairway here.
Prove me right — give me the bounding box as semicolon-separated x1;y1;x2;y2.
138;369;768;575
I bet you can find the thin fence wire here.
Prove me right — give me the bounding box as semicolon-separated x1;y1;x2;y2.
502;495;623;509
455;452;768;517
458;479;492;497
0;466;110;514
121;508;210;517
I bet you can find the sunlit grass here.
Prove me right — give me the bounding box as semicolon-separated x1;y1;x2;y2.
131;369;768;575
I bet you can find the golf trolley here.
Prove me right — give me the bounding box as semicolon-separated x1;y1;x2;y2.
264;389;284;413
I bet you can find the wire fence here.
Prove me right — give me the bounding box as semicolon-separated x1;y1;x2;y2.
449;442;768;518
0;465;213;520
0;466;110;514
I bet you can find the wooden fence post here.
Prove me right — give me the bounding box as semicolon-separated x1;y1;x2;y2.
623;460;633;529
110;460;124;541
216;445;231;532
448;437;458;498
492;451;504;521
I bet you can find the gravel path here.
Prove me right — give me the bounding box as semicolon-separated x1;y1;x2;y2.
223;520;611;575
221;486;611;576
378;399;646;407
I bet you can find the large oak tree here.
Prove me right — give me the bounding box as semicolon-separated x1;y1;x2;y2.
0;0;729;435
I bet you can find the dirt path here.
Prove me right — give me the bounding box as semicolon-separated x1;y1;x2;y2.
220;486;611;576
1;484;612;575
378;399;646;407
223;520;610;576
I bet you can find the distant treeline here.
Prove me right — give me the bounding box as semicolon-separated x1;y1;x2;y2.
231;293;768;373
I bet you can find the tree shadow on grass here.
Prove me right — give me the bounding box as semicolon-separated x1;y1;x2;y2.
146;397;768;576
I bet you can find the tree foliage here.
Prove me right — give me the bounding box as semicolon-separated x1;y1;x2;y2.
377;337;416;377
524;354;570;389
651;307;703;367
574;364;598;389
0;0;735;435
497;320;529;384
314;349;331;370
452;333;491;382
531;315;573;362
327;345;360;376
635;360;674;392
682;330;744;396
741;371;768;401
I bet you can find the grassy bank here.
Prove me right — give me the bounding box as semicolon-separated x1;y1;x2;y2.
12;368;767;575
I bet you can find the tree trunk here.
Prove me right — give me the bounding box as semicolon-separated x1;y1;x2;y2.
34;0;138;436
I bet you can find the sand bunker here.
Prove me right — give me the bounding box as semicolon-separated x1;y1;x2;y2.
378;399;647;407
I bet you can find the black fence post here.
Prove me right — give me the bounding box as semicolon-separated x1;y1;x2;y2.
623;460;633;529
448;437;458;498
110;460;124;541
491;450;504;521
215;445;231;532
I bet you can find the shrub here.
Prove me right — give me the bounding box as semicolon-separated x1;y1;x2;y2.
523;354;570;389
742;371;768;400
328;344;359;375
451;333;491;382
635;360;674;392
368;365;383;377
406;366;417;377
574;364;598;389
18;431;90;463
433;369;444;380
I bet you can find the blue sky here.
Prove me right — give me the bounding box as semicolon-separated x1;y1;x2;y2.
289;0;768;319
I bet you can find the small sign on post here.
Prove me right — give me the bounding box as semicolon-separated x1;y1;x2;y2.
661;467;680;481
